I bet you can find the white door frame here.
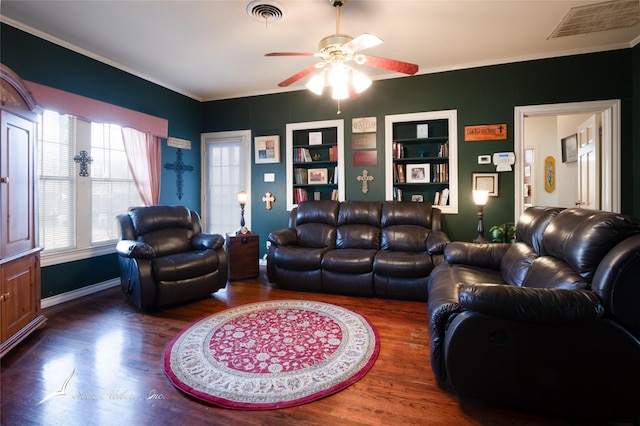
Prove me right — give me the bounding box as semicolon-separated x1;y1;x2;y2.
514;99;620;220
200;130;252;232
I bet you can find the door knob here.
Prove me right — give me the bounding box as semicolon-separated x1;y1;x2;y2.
0;177;8;184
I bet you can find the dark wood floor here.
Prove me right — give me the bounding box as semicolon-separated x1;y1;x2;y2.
0;269;626;426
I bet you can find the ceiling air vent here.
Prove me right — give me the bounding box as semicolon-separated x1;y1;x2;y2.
246;1;286;24
549;0;640;39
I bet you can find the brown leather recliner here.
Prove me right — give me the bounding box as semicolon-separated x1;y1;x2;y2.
427;207;640;422
116;205;228;310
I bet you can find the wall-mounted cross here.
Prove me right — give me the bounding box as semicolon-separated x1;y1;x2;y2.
163;148;193;200
73;150;93;177
356;169;374;193
262;192;276;210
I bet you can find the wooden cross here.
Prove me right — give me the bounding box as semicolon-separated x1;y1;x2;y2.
357;169;374;193
262;192;276;209
163;148;193;200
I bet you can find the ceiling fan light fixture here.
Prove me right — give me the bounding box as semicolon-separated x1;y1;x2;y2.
331;83;349;100
306;73;325;95
351;69;371;94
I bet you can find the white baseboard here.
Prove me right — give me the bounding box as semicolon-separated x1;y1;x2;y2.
41;278;120;309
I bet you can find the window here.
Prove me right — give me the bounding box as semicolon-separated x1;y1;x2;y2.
37;110;142;265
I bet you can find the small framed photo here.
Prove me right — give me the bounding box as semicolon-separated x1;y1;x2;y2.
406;164;431;183
561;134;578;163
472;173;498;196
411;194;424;202
308;168;328;184
255;135;280;164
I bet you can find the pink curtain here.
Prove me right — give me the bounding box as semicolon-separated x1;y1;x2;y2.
121;127;161;206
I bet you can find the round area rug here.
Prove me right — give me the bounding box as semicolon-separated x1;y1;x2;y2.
163;300;379;410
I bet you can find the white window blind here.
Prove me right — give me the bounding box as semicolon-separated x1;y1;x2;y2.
37;110;142;262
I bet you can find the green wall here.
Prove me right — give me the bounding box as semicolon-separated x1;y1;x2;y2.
1;22;638;298
203;50;636;250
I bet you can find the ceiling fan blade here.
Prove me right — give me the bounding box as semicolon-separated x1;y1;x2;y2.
343;33;383;53
265;52;316;57
277;65;319;87
361;55;419;75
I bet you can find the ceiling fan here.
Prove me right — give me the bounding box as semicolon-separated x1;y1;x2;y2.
265;0;419;99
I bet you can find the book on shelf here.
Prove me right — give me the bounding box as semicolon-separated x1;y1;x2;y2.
313;191;321;201
433;188;450;206
329;145;337;161
393;142;404;159
294;188;308;204
294;147;312;162
294;168;308;184
393;187;403;201
438;142;449;157
396;164;405;183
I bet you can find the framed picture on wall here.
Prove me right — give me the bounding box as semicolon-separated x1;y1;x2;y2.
472;173;498;196
255;135;280;164
561;134;578;163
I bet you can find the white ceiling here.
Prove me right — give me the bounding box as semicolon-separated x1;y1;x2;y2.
2;0;639;102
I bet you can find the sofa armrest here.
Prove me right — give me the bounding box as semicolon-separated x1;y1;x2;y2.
116;240;155;259
192;233;225;250
459;284;605;324
268;228;297;246
427;230;450;255
444;242;510;269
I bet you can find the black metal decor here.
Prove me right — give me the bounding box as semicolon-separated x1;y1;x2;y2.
73;150;93;177
163;148;194;200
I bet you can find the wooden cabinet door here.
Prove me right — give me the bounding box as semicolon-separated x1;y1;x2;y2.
1;253;40;344
1;110;36;259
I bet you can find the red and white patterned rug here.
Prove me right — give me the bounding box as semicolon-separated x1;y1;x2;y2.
163;300;380;410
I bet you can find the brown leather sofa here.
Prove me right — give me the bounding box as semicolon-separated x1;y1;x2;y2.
427;206;640;422
267;200;450;300
116;205;228;310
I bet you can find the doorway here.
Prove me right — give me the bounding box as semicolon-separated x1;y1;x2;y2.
201;130;252;235
514;100;620;220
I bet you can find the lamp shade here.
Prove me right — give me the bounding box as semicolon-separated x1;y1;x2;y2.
237;191;248;206
473;190;489;206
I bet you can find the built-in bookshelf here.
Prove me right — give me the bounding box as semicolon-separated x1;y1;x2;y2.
385;110;458;214
286;119;344;210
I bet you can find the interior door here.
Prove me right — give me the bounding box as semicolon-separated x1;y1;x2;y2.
576;114;600;210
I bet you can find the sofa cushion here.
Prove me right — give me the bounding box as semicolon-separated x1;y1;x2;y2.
140;228;193;257
516;206;563;253
542;208;640;282
381;201;433;228
153;249;220;281
374;251;434;278
322;249;377;274
500;242;539;286
521;256;589;290
296;223;336;248
272;245;329;270
336;201;381;249
381;225;429;251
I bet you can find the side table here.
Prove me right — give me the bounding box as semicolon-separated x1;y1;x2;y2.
226;232;259;280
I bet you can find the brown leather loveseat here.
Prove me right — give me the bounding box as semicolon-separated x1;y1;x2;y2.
116;205;228;310
427;206;640;422
267;200;450;300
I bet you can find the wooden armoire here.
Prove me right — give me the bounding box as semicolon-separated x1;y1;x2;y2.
0;64;46;358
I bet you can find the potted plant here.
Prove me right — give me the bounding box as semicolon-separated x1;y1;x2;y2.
489;222;516;243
